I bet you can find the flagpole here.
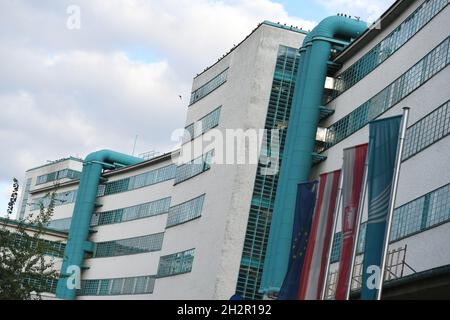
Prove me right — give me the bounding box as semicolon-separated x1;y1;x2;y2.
320;172;344;300
377;107;410;300
345;152;369;300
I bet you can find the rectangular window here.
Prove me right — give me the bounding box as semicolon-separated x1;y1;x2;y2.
94;233;164;258
427;184;450;226
47;217;72;231
79;275;155;296
98;164;176;197
24;277;58;294
91;197;171;227
157;249;195;278
190;69;228;105
104;178;130;195
174;150;214;184
18;178;32;219
327;0;449;103
183;107;222;143
166;195;205;228
83;280;100;296
31;190;78;211
332;183;450;261
36;169;81;186
330;232;343;263
391;183;450;241
98;280;111;295
403;100;450;160
122;278;135;295
13;236;67;258
322;36;450;151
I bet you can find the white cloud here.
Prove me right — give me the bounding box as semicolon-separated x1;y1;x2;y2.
315;0;395;23
0;0;396;211
0;0;315;208
0;51;186;177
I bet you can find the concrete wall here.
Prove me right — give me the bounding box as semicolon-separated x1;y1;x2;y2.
156;23;306;300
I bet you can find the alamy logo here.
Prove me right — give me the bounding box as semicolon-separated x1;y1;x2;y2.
365;265;382;290
66;5;81;30
171;127;281;176
66;265;81;290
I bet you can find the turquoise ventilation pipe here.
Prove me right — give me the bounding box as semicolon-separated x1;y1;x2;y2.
261;16;367;294
56;150;143;300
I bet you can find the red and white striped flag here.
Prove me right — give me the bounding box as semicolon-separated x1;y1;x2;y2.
335;143;368;300
298;170;341;300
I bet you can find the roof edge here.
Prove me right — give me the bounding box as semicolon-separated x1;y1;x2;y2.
193;20;309;80
333;0;414;64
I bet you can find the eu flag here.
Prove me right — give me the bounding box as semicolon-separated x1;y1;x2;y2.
278;181;318;300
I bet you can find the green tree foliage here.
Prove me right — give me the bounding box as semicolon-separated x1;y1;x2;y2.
0;178;61;300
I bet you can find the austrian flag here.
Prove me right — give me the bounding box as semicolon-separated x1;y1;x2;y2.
335;144;368;300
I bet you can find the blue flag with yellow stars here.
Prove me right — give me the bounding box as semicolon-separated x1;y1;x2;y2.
278;181;318;300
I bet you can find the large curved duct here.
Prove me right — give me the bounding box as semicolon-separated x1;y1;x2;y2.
56;150;143;300
261;16;367;295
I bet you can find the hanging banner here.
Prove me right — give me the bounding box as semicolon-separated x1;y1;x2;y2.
298;170;341;300
335;144;368;300
278;181;318;300
361;116;402;300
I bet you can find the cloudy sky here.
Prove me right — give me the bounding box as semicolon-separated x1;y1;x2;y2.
0;0;395;215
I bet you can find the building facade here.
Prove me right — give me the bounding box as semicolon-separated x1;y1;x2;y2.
316;0;450;299
16;0;450;300
17;22;307;300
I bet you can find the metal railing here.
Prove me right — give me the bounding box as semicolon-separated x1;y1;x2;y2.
139;151;160;161
325;244;417;299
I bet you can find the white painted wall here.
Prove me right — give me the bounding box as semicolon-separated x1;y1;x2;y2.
154;24;306;300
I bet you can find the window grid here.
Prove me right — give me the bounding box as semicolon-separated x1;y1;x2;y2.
79;276;155;296
91;197;171;227
190;69;228;105
11;234;65;258
94;233;164;258
25;276;58;294
403;100;450;160
31;190;78;211
174;150;214;184
46;217;72;231
157;249;195;278
321;36;450;152
332;184;450;261
328;224;366;264
237;45;300;300
36;169;81;186
98;164;176;197
330;232;343;263
19;178;32;219
99;279;111;295
426;184;450;227
184;107;222;143
166;195;205;227
111;278;124;295
326;0;449;103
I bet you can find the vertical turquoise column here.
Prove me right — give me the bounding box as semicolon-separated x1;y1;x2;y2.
261;16;367;295
260;46;311;293
56;150;142;300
